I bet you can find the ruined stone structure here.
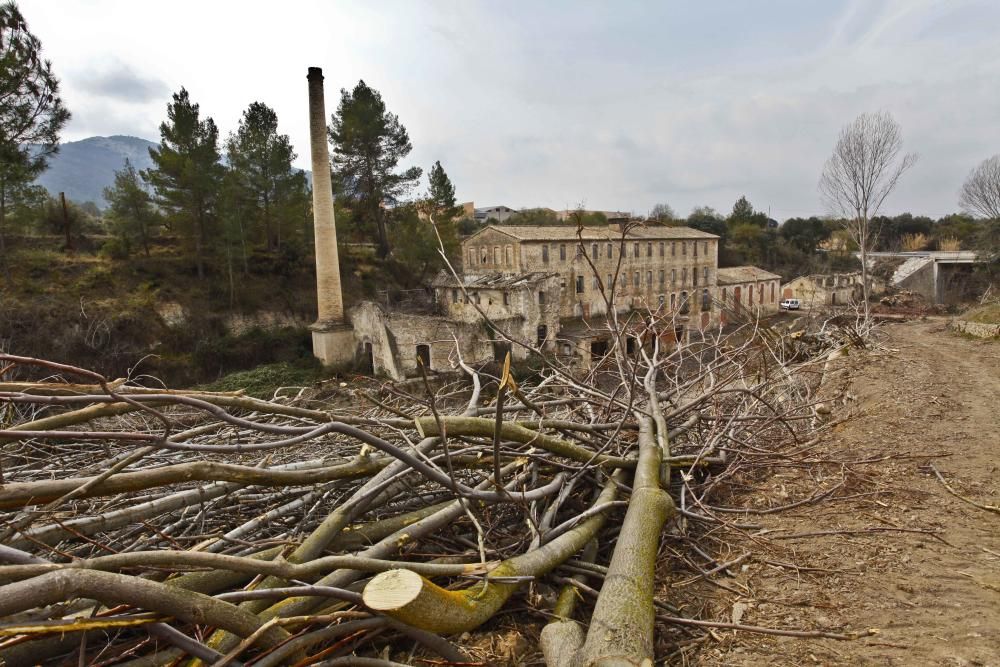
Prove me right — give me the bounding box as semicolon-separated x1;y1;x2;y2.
352;273;561;380
870;251;984;304
307;66;355;366
717;266;782;322
781;272;863;308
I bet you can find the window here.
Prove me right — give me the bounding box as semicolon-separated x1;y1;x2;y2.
607;274;613;289
452;289;459;303
576;275;585;294
469;248;476;266
592;275;600;289
592;243;599;259
505;245;512;265
702;289;711;311
748;285;753;303
503;292;510;306
633;242;640;258
670;293;676;310
481;248;489;264
693;267;698;287
703;267;709;284
493;246;500;265
560;244;567;261
682;242;687;256
607;243;613;257
537;325;548;346
647;242;652;257
659;269;665;287
770;282;775;302
659;242;665;257
680;291;690;314
658;294;665;307
538;291;546;305
647;271;653;287
693;242;698;258
671;269;676;287
722;287;727;303
416;344;431;368
671;242;677;257
703;241;709;256
760;285;764;304
474;292;481;304
682;267;687;285
633;271;640;287
542;245;550;263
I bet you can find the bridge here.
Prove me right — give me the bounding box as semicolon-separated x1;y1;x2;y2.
864;251;985;304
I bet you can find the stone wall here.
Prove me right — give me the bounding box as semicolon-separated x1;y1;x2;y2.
350;302;534;381
951;319;1000;339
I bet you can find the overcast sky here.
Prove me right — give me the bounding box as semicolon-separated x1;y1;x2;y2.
19;0;1000;220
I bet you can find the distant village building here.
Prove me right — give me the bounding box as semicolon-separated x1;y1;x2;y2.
474;205;518;224
781;272;863;308
717;266;782;322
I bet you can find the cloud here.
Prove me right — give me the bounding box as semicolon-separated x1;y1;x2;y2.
75;60;170;104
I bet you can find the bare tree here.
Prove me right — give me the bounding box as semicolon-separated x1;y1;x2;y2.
959;154;1000;220
819;111;917;319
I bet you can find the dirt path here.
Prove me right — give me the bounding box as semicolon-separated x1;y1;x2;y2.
706;321;1000;666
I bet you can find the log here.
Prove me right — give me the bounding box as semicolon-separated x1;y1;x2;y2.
361;471;622;634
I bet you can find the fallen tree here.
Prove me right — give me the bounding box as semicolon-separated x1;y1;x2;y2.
0;302;873;665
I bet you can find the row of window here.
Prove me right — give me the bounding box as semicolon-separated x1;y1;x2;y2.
571;266;711;294
451;288;511;306
542;239;710;264
719;281;778;305
468;244;515;268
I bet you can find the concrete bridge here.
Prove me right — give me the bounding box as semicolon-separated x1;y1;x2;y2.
864;251;984;304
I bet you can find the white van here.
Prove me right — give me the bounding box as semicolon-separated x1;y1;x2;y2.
779;299;801;310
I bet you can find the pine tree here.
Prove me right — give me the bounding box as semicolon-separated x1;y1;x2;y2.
424;160;461;259
0;1;70;263
226;102;309;253
144;88;223;279
329;80;421;258
103;159;161;257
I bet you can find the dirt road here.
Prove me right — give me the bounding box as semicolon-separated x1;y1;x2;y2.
707;321;1000;666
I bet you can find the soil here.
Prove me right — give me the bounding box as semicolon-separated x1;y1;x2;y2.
704;320;1000;666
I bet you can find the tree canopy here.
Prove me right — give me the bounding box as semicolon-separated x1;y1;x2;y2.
103;159;161;257
329;80;421;258
0;0;69;261
145;88;224;279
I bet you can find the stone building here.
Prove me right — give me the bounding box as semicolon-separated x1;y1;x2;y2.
350;222;784;377
717;266;783;321
781;272;863;308
461;224;721;322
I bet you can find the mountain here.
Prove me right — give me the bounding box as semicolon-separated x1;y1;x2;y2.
33;135;159;207
33;135;312;208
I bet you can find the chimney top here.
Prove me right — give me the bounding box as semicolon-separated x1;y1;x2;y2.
307;67;323;81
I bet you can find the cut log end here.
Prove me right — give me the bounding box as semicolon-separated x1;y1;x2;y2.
362;568;424;611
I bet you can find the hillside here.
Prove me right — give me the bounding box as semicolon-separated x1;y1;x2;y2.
33;135;159;206
33;135;313;207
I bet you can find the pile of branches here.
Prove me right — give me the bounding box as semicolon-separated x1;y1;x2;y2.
0;313;869;666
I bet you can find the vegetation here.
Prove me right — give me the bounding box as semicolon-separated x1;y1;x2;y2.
330;80;422;258
0;0;69;267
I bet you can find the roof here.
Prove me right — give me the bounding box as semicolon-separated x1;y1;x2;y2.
716;266;782;285
464;223;718;243
431;271;558;289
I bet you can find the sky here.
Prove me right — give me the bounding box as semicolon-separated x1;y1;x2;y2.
19;0;1000;220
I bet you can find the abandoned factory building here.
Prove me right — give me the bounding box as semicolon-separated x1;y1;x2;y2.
351;223;780;380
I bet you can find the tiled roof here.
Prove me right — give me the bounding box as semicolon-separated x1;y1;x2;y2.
469;224;718;242
716;266;782;285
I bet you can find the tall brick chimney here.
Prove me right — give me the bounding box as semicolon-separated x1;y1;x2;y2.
307;67;355;366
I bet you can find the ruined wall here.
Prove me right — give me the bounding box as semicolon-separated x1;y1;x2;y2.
351;301;533;380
